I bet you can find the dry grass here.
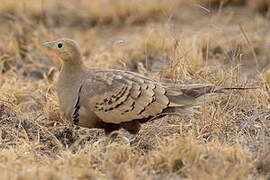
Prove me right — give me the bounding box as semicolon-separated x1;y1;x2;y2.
1;0;270;179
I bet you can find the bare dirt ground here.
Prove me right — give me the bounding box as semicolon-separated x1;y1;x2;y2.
0;0;270;179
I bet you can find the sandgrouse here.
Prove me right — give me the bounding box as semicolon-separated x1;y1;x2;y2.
43;38;250;135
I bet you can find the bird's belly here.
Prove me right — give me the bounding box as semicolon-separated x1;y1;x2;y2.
60;103;73;121
58;93;75;121
77;106;101;128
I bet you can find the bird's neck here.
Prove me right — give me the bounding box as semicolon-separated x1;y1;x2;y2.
59;61;87;87
61;61;85;75
58;61;86;95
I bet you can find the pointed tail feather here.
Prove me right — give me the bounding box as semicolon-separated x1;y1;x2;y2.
167;85;257;107
214;87;258;92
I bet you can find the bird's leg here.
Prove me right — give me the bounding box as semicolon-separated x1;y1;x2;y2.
121;120;141;134
104;127;120;136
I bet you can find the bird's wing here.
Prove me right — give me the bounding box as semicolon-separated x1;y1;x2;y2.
79;70;170;124
77;69;226;124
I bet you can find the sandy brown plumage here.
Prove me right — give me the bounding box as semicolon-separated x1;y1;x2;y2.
43;38;252;135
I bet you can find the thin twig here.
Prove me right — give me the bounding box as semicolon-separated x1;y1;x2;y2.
239;24;259;70
32;114;64;150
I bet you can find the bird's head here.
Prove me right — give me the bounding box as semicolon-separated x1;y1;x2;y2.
42;38;82;64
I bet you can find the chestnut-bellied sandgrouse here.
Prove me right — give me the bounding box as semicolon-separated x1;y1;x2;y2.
43;38;252;135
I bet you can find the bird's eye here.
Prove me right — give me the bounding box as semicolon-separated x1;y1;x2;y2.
57;43;63;48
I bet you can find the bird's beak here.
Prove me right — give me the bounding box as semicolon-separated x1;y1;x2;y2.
42;42;52;48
